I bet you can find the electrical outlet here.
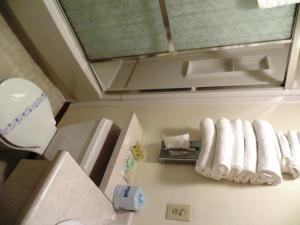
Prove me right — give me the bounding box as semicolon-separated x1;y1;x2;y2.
166;204;191;222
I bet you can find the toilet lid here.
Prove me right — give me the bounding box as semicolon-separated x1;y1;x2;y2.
56;220;85;225
0;78;57;154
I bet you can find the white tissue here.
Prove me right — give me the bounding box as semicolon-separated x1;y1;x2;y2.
163;134;190;149
212;118;234;180
195;118;215;178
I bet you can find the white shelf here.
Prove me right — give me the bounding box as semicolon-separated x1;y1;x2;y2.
186;55;271;79
100;112;143;201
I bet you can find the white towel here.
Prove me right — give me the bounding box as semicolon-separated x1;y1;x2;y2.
287;130;300;178
252;120;282;185
236;121;257;184
227;119;244;182
274;131;283;171
257;0;300;8
195;118;215;178
277;131;291;173
211;118;234;180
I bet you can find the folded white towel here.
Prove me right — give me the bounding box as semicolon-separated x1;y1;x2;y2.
277;131;291;173
252;120;282;185
227;119;244;182
274;131;283;170
257;0;300;8
287;130;300;178
195;118;215;178
236;121;257;184
212;118;234;180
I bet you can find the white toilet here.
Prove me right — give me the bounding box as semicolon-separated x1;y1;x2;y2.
0;78;120;181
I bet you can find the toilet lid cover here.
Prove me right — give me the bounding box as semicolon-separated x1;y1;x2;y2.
56;220;85;225
0;78;57;152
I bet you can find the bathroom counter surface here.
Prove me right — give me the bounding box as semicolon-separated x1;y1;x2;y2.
60;100;300;225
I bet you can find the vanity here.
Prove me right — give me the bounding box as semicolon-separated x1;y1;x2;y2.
0;113;143;225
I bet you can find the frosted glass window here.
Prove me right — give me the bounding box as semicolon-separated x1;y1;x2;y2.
59;0;168;60
165;0;296;50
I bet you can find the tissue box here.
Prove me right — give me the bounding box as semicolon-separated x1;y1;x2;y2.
159;141;201;164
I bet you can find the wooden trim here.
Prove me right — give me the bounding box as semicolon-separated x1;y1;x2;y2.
55;102;71;124
89;124;121;187
159;0;176;53
68;87;300;107
285;4;300;89
89;40;292;63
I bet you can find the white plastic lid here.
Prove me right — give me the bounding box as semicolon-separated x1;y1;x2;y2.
56;220;85;225
0;78;57;154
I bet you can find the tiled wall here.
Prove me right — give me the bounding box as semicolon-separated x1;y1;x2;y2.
0;14;64;115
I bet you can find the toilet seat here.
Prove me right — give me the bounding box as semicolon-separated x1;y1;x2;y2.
0;134;40;151
0;78;121;181
0;78;56;154
56;220;84;225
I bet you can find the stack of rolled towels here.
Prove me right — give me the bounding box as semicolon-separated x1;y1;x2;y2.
195;118;300;185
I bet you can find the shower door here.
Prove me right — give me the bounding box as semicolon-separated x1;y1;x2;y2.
58;0;297;93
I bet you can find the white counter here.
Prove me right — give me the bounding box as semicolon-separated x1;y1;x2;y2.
60;100;300;225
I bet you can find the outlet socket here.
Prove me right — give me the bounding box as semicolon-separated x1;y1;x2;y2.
166;204;191;222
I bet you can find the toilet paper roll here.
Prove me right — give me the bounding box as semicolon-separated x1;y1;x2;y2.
113;185;144;211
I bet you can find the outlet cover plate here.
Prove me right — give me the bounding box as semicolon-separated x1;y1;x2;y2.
166;204;191;222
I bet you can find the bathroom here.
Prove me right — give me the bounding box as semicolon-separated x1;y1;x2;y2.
1;0;300;225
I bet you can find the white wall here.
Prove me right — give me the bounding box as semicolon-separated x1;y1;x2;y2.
7;0;103;101
0;14;64;115
91;61;123;91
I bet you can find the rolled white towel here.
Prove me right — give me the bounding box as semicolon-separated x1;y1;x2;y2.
274;131;283;171
195;118;215;178
211;118;234;180
277;131;291;173
252;120;282;185
227;119;244;182
287;130;300;178
236;121;257;184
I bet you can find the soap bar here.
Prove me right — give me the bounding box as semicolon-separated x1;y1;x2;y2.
122;154;136;184
131;144;145;160
163;134;190;149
